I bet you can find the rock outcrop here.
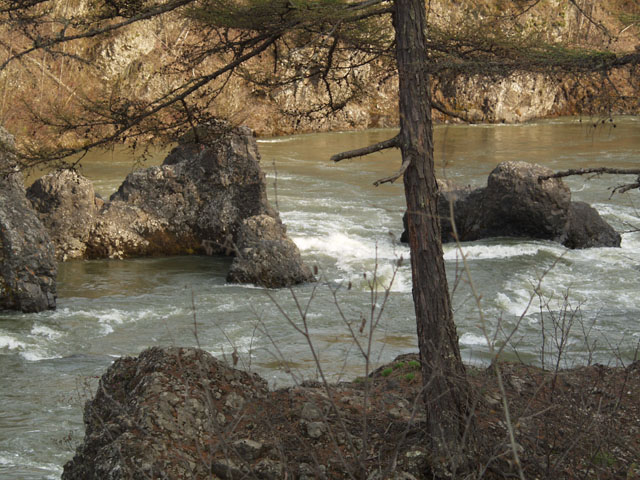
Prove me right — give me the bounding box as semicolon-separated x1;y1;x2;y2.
104;125;276;258
0;127;57;312
401;161;621;249
27;125;312;287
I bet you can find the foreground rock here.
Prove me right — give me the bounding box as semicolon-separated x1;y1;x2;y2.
62;346;429;480
402;161;621;249
0;127;56;312
28;125;312;287
63;346;640;479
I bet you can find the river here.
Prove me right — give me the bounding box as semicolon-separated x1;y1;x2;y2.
1;118;640;478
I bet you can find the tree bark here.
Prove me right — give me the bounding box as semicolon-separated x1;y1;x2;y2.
393;0;473;472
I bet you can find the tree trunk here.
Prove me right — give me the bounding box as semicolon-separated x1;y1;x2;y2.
393;0;474;472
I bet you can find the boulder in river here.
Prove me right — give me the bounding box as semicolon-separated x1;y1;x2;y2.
108;125;277;257
480;161;571;240
27;124;313;287
227;214;315;288
563;201;621;249
401;161;621;249
27;169;101;261
0;127;57;312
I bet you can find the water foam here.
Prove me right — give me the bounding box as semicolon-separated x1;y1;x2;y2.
0;331;58;361
257;137;296;144
20;348;57;362
459;332;489;346
443;243;556;261
293;232;411;292
495;291;538;317
0;334;26;351
31;325;62;339
293;232;407;262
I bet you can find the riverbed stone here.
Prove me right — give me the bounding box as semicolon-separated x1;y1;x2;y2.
27;169;100;261
0;127;56;312
480;161;571;240
227;214;314;287
401;161;620;249
27;124;312;287
563;201;621;249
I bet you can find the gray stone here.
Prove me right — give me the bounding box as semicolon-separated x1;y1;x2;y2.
300;401;323;421
254;458;284;480
227;214;314;288
212;459;245;480
232;438;264;461
0;127;56;312
27;169;100;261
305;421;326;439
481;161;571;240
563;201;621;249
401;161;620;249
224;392;245;411
299;462;327;479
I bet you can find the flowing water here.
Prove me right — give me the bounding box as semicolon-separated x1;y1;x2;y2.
2;118;640;478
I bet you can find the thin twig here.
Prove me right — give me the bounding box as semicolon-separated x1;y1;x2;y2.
373;159;409;186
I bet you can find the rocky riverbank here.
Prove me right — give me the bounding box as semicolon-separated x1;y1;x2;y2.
62;346;640;479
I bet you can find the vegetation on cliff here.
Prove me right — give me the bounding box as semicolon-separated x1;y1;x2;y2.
0;0;638;149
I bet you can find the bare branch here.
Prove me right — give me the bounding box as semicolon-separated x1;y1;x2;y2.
0;0;194;72
330;134;399;162
373;158;409;186
612;180;640;195
568;0;612;41
539;167;640;180
19;32;281;165
539;167;640;197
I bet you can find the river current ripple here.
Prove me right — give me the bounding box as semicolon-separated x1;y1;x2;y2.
1;118;640;478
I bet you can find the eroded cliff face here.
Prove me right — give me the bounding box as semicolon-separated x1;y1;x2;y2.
1;1;638;138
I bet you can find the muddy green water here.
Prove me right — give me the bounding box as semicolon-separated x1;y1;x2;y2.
1;118;640;478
